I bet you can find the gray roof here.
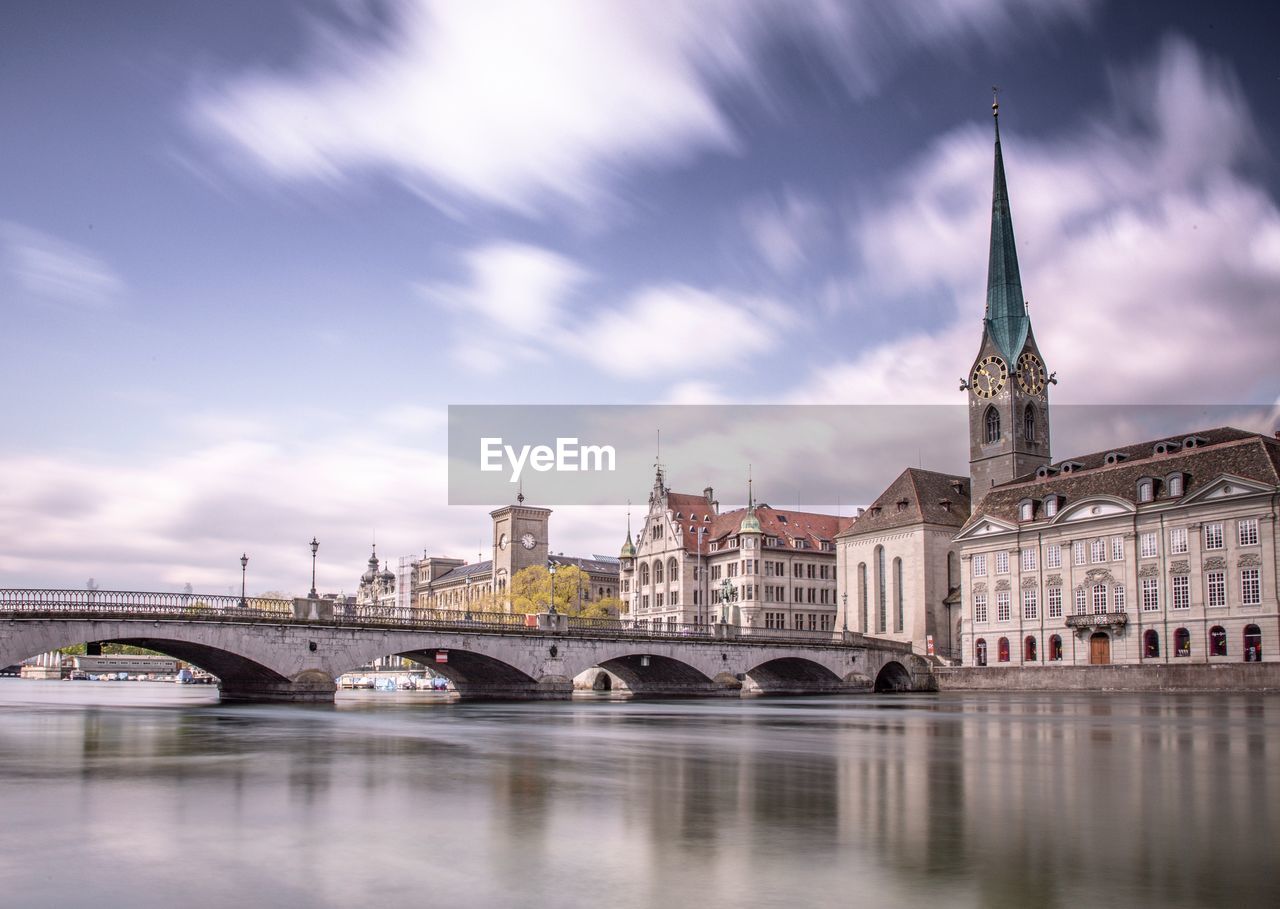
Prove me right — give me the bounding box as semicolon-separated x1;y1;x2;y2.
839;468;972;537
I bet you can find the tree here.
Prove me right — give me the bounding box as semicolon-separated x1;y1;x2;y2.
509;565;620;618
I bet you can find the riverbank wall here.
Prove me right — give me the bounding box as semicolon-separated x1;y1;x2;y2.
935;663;1280;691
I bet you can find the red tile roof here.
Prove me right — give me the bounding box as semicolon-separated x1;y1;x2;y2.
663;491;850;554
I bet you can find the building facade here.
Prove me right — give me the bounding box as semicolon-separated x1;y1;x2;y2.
619;470;849;631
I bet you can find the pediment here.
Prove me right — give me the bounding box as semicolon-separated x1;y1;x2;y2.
955;516;1018;541
1183;474;1272;504
1052;496;1135;524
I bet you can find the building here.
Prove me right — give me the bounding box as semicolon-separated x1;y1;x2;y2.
411;498;619;612
947;98;1279;667
354;546;398;611
619;469;849;631
835;469;970;660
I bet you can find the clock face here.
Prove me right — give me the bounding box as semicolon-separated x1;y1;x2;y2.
520;532;536;550
970;355;1008;398
497;533;508;550
1016;352;1046;395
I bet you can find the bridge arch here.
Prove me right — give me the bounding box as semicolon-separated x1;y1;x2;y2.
595;653;722;697
390;648;550;700
873;660;913;693
743;657;847;694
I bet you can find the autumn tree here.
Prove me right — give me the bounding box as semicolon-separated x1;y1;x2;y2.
509;565;619;619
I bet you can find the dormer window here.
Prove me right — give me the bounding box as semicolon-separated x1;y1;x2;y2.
1044;495;1061;518
896;498;909;512
1018;499;1034;522
1035;465;1057;480
1104;452;1129;466
950;480;966;496
1182;435;1207;449
1154;440;1181;455
869;506;882;517
1137;478;1155;503
1060;461;1083;474
940;499;952;513
1166;473;1185;497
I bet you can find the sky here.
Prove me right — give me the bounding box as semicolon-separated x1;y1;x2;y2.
2;0;1279;597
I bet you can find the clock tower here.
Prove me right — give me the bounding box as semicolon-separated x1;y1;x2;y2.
966;96;1052;501
491;497;551;597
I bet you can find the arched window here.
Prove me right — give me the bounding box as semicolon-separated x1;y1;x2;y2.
1244;624;1263;662
857;562;868;633
1024;635;1037;662
1143;629;1160;659
1023;403;1036;441
875;546;887;633
985;406;1001;444
1209;625;1227;656
1048;634;1063;661
654;560;664;584
639;562;650;586
893;557;904;632
975;638;988;666
1174;627;1191;657
998;637;1011;662
667;558;679;583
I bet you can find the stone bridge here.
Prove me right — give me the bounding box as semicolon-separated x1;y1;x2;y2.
0;589;933;702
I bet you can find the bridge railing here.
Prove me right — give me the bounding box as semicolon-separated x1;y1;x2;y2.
738;625;844;644
0;588;293;616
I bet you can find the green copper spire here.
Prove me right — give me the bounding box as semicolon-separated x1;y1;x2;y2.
739;471;762;534
620;507;636;558
985;93;1029;363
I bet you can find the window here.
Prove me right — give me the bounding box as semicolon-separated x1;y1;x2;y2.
972;554;987;577
1209;625;1227;656
1021;548;1037;572
670;591;679;606
1022;588;1038;620
1140;532;1157;559
1090;539;1106;563
1141;578;1159;612
1244;624;1263;662
668;558;679;582
893;557;904;633
1172;575;1190;610
876;546;887;633
1024;404;1036;441
1239;518;1259;547
1138;480;1153;503
1048;634;1063;661
1168;474;1184;496
1143;629;1160;659
1204;523;1224;550
656;593;664;608
998;637;1010;662
1045;497;1059;518
1241;568;1261;606
1112;537;1125;561
975;638;987;666
1092;584;1108;614
1020;500;1034;521
1048;586;1063;618
654;561;664;584
985;406;1000;443
1074;586;1087;615
1170;527;1188;554
1024;635;1037;662
974;592;988;623
1207;571;1226;608
1074;541;1086;565
996;591;1011;623
858;562;868;632
641;594;649;609
1046;545;1062;569
1174;627;1191;657
996;551;1009;574
639;563;650;586
1113;585;1126;612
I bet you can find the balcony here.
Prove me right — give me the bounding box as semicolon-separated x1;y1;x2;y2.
1065;612;1128;632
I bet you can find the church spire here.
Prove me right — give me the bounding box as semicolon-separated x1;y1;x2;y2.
985;90;1029;363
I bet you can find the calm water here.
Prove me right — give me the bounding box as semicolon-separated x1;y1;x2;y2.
0;681;1276;908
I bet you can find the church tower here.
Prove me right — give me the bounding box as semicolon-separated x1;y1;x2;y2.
966;95;1052;501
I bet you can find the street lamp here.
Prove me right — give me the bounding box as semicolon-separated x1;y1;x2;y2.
548;561;558;616
464;574;473;622
309;537;319;599
240;553;249;608
841;591;848;634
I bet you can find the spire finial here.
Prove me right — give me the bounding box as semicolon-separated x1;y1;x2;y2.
748;464;754;509
516;477;524;505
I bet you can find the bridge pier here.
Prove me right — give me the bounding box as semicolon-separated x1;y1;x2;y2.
219;669;337;704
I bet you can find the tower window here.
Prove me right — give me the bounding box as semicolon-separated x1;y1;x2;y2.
984;406;1001;444
1023;403;1036;442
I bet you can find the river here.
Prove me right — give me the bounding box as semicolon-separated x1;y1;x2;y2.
0;680;1275;908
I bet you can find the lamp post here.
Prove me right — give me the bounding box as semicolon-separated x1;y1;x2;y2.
841;591;849;635
548;561;558;616
240;554;248;608
464;574;473;622
309;537;319;599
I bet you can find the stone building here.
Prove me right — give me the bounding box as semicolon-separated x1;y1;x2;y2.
354;546;397;611
619;469;849;631
835;469;970;660
411;499;619;612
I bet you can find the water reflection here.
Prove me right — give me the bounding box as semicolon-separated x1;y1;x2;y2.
0;681;1276;908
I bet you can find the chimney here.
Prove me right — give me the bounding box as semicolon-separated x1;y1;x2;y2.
704;486;714;504
856;507;865;517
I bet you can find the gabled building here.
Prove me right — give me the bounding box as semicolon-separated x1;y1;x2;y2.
619;469;850;631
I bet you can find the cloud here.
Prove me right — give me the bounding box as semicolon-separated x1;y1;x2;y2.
740;189;826;276
189;0;1093;218
804;36;1280;408
1;222;124;306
